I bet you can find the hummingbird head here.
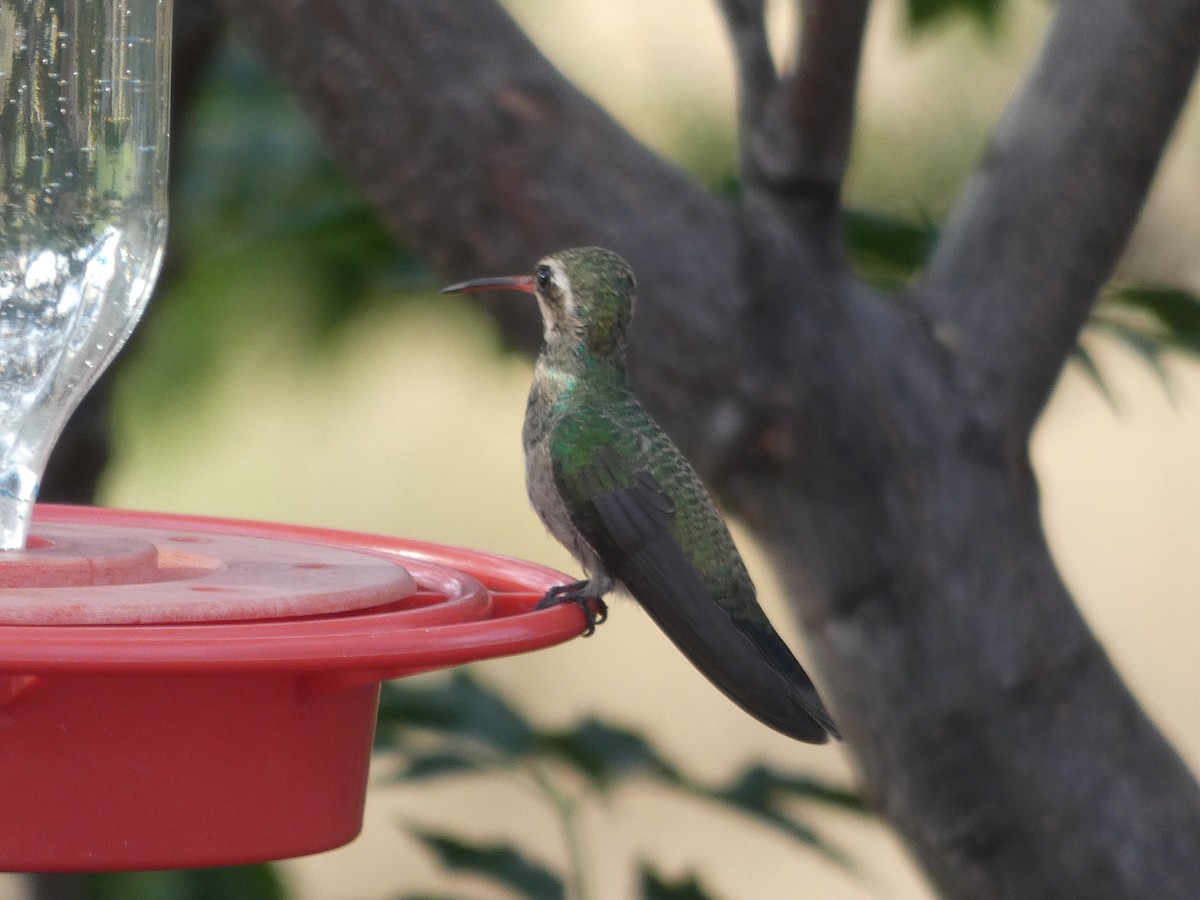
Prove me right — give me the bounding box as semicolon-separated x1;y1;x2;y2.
441;247;636;360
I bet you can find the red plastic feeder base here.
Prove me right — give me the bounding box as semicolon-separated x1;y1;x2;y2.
0;505;585;872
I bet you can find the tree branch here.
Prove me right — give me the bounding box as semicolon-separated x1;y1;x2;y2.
916;0;1200;437
716;0;777;134
718;0;869;217
786;0;870;196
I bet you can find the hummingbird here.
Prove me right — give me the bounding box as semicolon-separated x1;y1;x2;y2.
441;247;839;743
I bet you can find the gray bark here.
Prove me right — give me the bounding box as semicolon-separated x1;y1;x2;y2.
215;0;1200;896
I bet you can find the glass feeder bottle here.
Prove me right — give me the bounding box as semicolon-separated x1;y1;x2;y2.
0;0;171;549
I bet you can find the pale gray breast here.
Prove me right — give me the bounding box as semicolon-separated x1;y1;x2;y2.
522;391;604;577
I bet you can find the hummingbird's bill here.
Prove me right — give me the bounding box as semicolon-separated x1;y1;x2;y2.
440;275;536;295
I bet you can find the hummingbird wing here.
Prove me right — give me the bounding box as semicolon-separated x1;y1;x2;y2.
551;418;838;743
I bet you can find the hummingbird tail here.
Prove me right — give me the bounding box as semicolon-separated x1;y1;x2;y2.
610;532;839;743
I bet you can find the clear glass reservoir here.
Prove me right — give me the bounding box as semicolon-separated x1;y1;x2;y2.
0;0;171;549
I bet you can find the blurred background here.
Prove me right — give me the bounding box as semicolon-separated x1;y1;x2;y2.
5;0;1200;897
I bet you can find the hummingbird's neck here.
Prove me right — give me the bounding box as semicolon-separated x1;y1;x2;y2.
535;343;627;408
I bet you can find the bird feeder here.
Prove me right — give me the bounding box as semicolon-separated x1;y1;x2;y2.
0;0;588;872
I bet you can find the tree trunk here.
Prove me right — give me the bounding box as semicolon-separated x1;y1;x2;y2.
215;0;1200;896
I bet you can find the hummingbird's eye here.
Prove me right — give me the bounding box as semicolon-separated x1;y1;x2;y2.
535;265;552;291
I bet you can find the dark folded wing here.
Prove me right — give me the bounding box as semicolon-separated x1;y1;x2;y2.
556;444;836;743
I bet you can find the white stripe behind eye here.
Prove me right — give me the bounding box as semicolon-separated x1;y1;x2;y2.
535;260;576;343
552;260;575;320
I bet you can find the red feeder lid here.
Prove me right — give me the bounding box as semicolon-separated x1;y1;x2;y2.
0;505;589;872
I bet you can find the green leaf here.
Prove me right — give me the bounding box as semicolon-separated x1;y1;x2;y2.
408;828;565;900
379;674;859;884
721;763;866;814
537;717;685;791
397;750;493;781
638;863;723;900
1108;286;1200;354
1070;342;1121;413
904;0;1004;31
1088;316;1178;403
86;864;286;900
842;208;939;287
377;671;537;756
703;764;861;864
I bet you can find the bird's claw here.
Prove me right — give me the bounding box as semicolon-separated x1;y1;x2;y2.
536;582;608;637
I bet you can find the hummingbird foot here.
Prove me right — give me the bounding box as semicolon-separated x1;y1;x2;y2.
536;581;609;637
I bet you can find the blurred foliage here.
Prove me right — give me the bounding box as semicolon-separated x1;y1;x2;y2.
638;866;722;900
842;209;940;289
83;864;286;900
400;829;565;900
169;44;414;307
124;39;415;414
1096;287;1200;360
841;209;1200;399
379;670;863;899
1084;287;1200;406
903;0;1005;31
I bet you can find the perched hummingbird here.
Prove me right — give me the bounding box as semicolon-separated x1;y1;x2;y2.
441;247;839;743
